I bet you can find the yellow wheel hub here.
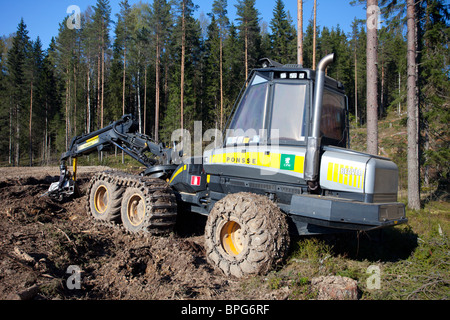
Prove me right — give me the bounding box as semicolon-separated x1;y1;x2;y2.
94;185;108;214
220;221;244;256
127;194;145;227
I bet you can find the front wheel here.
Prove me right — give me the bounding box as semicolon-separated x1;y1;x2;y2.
204;192;290;278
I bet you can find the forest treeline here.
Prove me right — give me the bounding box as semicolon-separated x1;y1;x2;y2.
0;0;448;191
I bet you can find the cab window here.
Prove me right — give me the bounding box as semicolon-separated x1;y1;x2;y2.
321;89;346;145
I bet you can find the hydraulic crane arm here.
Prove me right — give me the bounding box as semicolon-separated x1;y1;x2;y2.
46;114;179;200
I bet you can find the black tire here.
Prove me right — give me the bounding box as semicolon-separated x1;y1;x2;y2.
120;178;177;234
204;192;290;278
87;173;123;222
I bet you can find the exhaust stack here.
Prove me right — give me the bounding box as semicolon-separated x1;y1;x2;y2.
304;53;336;192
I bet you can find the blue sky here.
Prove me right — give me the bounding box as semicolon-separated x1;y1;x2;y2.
0;0;368;49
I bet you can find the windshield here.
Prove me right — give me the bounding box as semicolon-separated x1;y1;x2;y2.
270;83;307;142
227;74;269;143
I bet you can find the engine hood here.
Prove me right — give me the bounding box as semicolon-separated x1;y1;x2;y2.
319;146;399;196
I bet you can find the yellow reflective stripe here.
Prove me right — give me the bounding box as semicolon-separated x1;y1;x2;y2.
169;165;185;184
327;162;333;181
72;158;78;181
294;155;304;174
338;164;344;184
326;162;364;190
78;135;99;151
210;152;304;173
344;165;349;186
86;135;99;143
333;163;339;182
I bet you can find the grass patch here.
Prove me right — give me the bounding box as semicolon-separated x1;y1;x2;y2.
240;200;449;300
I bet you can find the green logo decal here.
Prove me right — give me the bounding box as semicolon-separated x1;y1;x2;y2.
280;154;295;170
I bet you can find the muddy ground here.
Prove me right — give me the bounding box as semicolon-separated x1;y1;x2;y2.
0;166;289;300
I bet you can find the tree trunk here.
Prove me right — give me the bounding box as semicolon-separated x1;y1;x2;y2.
122;46;126;116
244;26;248;81
15;102;19;166
101;29;105;129
137;68;141;133
406;0;420;210
73;65;77;137
144;66;147;134
220;37;223;131
9;99;12;165
366;0;378;155
97;50;101;130
312;0;317;70
297;0;303;66
180;0;186;131
44;101;48;165
155;36;160;142
122;46;126;163
87;66;91;134
65;68;70;151
354;40;358;126
29;81;33;167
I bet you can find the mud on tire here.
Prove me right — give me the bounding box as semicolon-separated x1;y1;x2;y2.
204;192;290;278
87;172;123;222
87;171;177;235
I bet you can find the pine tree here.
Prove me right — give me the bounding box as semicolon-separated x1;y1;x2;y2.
55;17;75;150
92;0;111;129
0;36;11;163
81;7;95;134
406;0;420;209
7;18;30;166
223;23;243;120
39;39;61;164
419;0;449;197
235;0;261;81
349;18;366;126
150;0;172;141
113;0;132;120
27;37;44;166
303;19;320;69
212;0;229;131
269;0;296;64
204;16;221;129
160;0;200;142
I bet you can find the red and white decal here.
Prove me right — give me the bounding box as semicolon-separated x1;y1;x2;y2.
190;175;201;186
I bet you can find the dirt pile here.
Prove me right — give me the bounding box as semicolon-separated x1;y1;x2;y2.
0;167;259;300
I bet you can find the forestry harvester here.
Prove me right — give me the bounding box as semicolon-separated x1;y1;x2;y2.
46;53;407;277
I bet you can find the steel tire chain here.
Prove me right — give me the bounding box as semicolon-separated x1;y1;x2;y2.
86;170;177;237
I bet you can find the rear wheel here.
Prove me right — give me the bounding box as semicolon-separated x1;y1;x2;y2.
204;192;290;278
120;177;177;234
121;187;147;233
88;173;123;221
